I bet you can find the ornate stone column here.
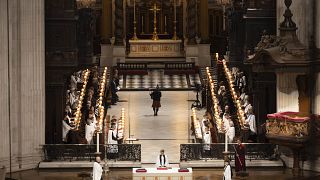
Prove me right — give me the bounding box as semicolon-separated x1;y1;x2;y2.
186;0;197;45
114;0;124;45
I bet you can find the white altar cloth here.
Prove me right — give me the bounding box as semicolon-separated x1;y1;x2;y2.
132;167;192;180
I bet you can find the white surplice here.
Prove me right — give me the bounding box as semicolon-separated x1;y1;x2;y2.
203;132;211;150
156;154;169;167
92;162;103;180
62;120;72;142
223;164;232;180
246;114;256;134
227;127;235;143
85;122;96;144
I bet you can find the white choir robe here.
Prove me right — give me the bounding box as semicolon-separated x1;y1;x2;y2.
156;154;169;167
85;123;96;144
92;162;103;180
227;127;235;143
70;75;78;89
246;114;256;134
107;130;118;153
223;115;230;131
223;164;232;180
62;120;72;142
203;132;212;150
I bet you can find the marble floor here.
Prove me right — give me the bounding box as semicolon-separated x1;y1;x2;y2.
108;91;199;164
119;70;201;90
8;168;320;180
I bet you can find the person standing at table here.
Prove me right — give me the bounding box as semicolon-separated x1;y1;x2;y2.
150;85;162;116
156;149;169;167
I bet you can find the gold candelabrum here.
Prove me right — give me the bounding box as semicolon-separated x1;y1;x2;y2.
172;0;178;40
149;3;160;40
132;0;138;40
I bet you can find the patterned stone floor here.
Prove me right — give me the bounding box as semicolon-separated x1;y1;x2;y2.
107;91;197;164
119;70;201;90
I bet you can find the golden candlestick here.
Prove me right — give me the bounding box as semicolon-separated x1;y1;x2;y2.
172;0;179;40
132;0;138;40
149;3;160;40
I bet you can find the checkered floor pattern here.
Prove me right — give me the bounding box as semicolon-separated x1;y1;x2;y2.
119;70;201;90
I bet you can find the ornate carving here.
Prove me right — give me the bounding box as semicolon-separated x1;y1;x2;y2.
115;0;124;45
266;112;310;138
186;0;196;45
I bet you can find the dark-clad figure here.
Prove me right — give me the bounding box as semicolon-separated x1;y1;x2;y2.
234;139;246;173
150;85;162;116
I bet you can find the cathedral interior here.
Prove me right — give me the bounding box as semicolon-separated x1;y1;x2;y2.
1;0;320;179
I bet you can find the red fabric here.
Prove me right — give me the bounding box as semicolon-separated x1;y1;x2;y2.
267;112;310;123
178;169;189;172
157;167;168;170
136;169;147;172
235;144;246;172
152;101;161;108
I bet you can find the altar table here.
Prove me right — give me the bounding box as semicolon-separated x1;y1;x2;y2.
132;168;192;180
128;39;183;58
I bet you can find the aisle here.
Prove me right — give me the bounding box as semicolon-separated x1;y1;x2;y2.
107;91;196;164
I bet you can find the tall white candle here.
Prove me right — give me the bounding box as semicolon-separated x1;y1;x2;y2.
225;131;228;152
97;132;100;153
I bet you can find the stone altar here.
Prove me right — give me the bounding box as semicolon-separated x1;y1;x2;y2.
128;39;183;58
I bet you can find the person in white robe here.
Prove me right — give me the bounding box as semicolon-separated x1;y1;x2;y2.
92;156;103;180
203;128;212;158
245;107;256;134
223;157;232;180
62;118;72;142
69;88;79;109
85;119;96;144
107;125;119;159
227;121;235;143
156;149;169;167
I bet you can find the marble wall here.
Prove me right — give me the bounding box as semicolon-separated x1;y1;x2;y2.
276;73;300;112
277;0;314;47
0;0;45;172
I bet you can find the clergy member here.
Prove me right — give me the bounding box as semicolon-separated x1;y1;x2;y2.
223;157;232;180
62;116;73;143
156;149;169;167
150;85;162;116
227;121;235;143
92;156;103;180
107;124;119;159
245;107;256;142
85;118;96;144
234;139;246;173
203;128;212;158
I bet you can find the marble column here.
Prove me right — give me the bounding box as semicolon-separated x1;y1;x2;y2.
101;0;112;44
276;73;300;112
199;0;209;43
277;0;313;47
0;0;10;165
0;0;45;171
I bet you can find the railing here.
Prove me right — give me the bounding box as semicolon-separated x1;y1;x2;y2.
117;63;147;70
180;143;275;161
42;144;141;162
164;62;195;70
